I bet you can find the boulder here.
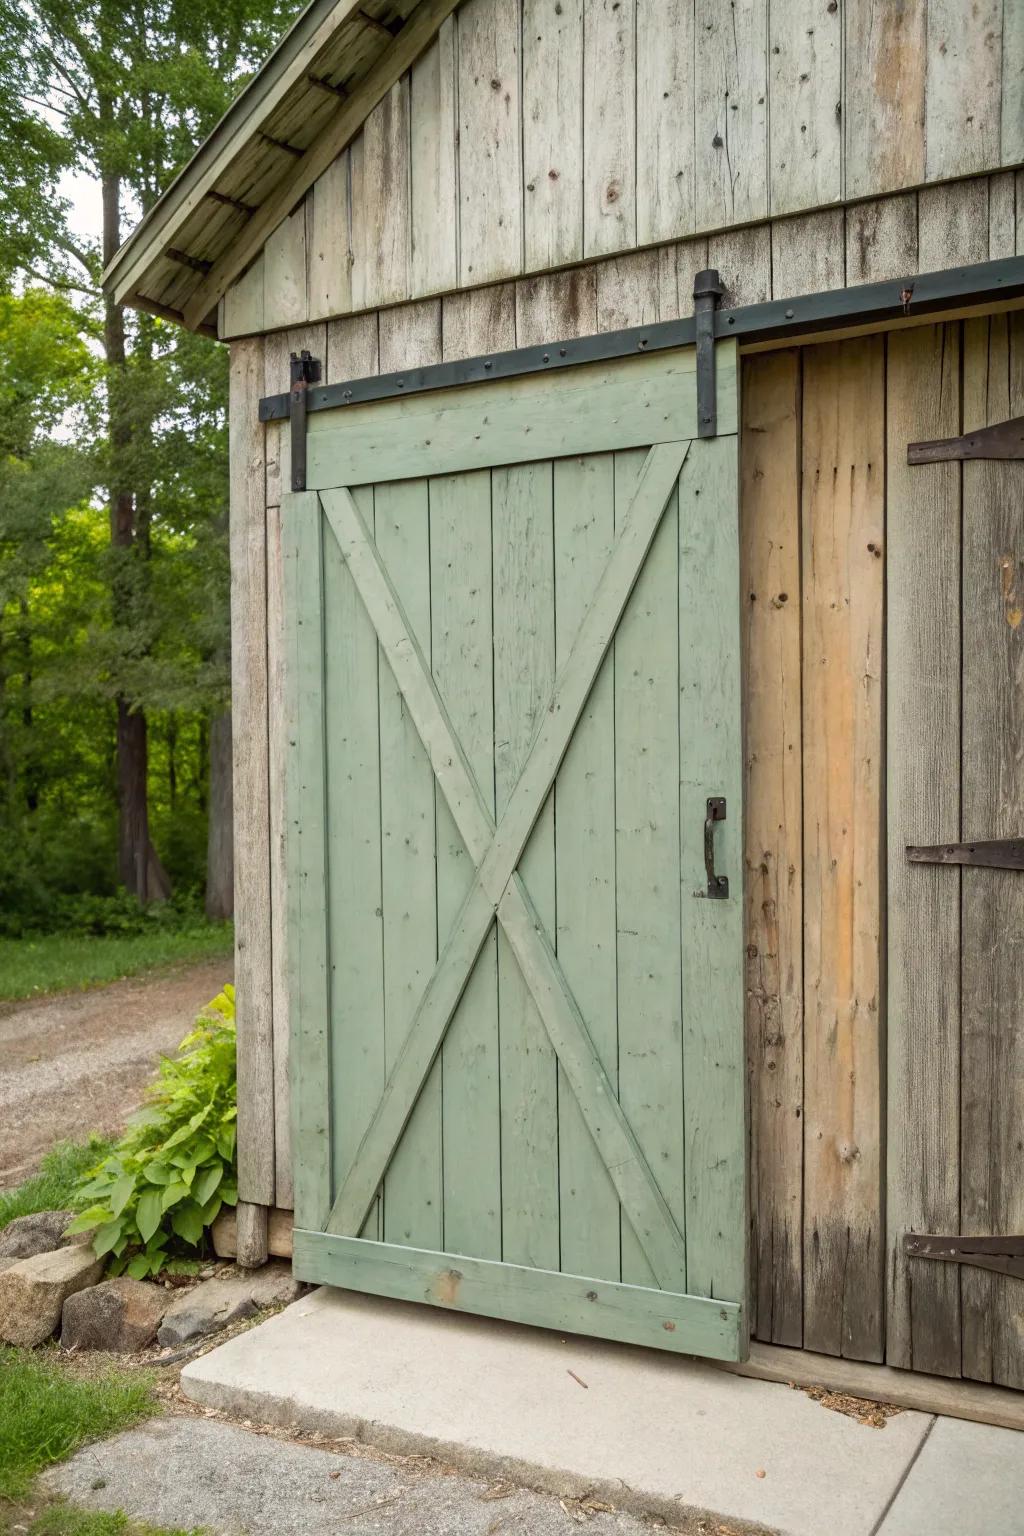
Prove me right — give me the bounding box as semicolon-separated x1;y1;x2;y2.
0;1244;104;1347
61;1276;168;1353
156;1261;302;1348
0;1210;73;1263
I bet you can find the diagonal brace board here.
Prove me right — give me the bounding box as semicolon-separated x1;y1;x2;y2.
320;442;691;1287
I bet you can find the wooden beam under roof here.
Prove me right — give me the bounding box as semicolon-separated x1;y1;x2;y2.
180;0;461;330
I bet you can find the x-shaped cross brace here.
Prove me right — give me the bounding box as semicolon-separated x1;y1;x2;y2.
319;440;692;1289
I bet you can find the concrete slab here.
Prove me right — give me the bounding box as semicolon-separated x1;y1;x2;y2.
181;1287;934;1536
44;1415;669;1536
878;1416;1024;1535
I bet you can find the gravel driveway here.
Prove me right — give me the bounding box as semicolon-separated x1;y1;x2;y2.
0;958;233;1188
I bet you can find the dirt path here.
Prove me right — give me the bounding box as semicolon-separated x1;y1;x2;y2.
0;958;233;1189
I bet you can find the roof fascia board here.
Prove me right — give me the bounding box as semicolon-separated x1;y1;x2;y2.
179;0;460;329
103;0;367;303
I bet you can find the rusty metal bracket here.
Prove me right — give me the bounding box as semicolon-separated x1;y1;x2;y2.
908;415;1024;464
905;1234;1024;1281
289;350;321;492
906;838;1024;870
693;269;724;439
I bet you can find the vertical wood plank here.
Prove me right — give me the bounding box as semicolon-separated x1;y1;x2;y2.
771;209;845;299
960;314;1024;1392
458;0;524;286
514;267;597;345
523;0;584;270
594;249;676;331
554;453;619;1283
308;152;352;322
614;448;683;1288
707;225;772;306
324;481;385;1240
844;0;925;200
679;422;746;1314
583;0;637;258
1003;1;1024;166
694;0;768;230
636;0;695;245
351;80;412;310
845;194;918;286
740;350;803;1347
411;20;458;298
885;323;962;1377
267;499;293;1210
988;171;1017;260
918;180;990;271
768;0;841;216
230;338;275;1209
925;0;1002;180
801;337;885;1363
263;207;308;330
431;468;502;1261
492;462;559;1270
222;255;265;339
326;311;380;385
379;298;443;372
282;489;330;1230
443;284;517;360
376;476;442;1250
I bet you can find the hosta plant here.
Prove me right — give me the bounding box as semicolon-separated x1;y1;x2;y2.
68;985;238;1278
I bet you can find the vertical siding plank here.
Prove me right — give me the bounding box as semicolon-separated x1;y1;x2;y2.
376;476;442;1251
379;298;443;372
263;207;309;330
282;489;331;1231
771;208;845;299
523;0;584;270
431;468;502;1261
324;482;385;1240
960;314;1024;1392
595;249;675;331
554;453;619;1283
351;81;412;310
801;337;885;1363
694;0;768;230
885;323;962;1377
768;0;842;216
988;171;1017;260
411;20;458;298
443;284;517;359
614;449;683;1288
267;499;292;1210
707;225;772;306
740;350;803;1347
222;255;265;339
308;152;352;322
679;422;746;1314
636;0;695;245
844;1;925;200
583;0;637;258
326;311;380;385
230;338;275;1209
925;0;1002;180
918;180;990;271
514;267;597;345
458;0;524;286
845;194;919;285
493;462;560;1270
1003;2;1024;166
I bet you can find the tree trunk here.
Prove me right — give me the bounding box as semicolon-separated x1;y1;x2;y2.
103;162;169;904
206;709;234;919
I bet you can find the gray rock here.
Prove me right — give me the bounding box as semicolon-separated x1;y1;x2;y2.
156;1261;301;1348
0;1243;104;1347
62;1276;169;1352
0;1209;73;1262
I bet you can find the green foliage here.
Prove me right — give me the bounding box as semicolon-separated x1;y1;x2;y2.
0;926;232;1003
68;986;237;1274
0;1348;156;1500
0;1139;112;1232
28;1506;207;1536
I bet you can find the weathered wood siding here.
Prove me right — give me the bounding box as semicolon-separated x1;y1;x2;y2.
220;0;1024;339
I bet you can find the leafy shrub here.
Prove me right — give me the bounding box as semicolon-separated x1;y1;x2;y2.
68;986;237;1277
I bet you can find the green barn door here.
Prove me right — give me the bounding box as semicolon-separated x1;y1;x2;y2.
283;342;747;1360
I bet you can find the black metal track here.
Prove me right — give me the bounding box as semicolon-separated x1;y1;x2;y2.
258;255;1024;422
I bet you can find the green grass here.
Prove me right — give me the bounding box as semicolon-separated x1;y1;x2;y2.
0;1349;157;1501
0;927;233;1003
0;1141;112;1233
26;1506;205;1536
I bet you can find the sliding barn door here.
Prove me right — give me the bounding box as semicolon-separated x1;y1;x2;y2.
283;343;747;1359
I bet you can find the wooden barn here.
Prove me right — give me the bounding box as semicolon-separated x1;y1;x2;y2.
104;0;1024;1415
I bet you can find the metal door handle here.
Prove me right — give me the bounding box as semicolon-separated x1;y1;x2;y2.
704;797;728;899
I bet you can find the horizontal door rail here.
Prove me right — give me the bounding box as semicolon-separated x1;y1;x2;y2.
258;255;1024;422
